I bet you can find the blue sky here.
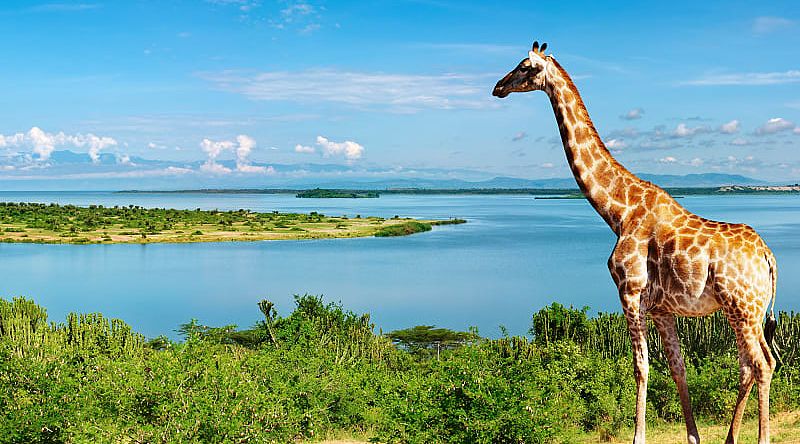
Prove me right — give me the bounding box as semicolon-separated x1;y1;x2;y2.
0;0;799;188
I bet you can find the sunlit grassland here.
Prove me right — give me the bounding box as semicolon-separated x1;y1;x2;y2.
0;202;464;244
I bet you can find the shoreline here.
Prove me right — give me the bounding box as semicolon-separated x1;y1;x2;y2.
0;202;466;245
0;219;465;245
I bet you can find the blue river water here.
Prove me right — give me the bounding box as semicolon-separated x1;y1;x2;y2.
0;191;797;339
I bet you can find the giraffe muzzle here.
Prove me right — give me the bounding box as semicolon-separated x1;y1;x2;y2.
492;84;509;98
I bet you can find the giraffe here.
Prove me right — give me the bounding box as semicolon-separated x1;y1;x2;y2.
493;41;779;444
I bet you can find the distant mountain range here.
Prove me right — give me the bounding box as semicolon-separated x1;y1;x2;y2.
0;150;774;191
295;173;767;190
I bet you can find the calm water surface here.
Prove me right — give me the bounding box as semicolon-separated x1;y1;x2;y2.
0;192;798;338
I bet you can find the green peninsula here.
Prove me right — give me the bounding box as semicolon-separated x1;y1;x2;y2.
296;188;379;198
0;202;464;244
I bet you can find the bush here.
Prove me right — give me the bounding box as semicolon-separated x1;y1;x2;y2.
1;296;799;443
374;221;431;237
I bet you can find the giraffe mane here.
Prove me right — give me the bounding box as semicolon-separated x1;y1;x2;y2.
548;57;613;157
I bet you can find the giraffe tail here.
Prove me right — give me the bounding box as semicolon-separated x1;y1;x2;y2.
764;253;782;369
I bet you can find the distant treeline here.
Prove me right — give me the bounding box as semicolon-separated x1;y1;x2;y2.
296;188;380;198
2;296;799;443
117;186;800;197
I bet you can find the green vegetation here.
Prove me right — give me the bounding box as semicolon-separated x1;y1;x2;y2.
118;186;800;197
0;202;461;244
373;221;431;237
374;218;466;237
386;325;478;359
296;189;380;198
534;193;585;199
2;296;799;443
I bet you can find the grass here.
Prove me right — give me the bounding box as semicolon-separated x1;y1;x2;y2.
577;411;800;443
310;412;800;444
0;202;464;244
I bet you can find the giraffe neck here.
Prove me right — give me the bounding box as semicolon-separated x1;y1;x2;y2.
543;60;644;234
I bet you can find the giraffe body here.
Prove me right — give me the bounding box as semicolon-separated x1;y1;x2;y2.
493;42;777;444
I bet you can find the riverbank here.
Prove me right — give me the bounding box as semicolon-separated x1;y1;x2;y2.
0;202;464;244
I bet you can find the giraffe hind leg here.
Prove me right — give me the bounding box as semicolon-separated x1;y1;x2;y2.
721;302;774;444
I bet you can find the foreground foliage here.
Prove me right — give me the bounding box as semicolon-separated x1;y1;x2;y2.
1;296;798;443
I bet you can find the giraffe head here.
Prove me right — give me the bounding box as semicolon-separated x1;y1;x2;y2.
492;41;550;98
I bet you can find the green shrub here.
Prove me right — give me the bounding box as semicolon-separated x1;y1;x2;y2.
374;221;431;237
1;296;799;443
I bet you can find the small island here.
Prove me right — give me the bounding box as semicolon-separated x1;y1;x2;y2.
295;188;380;198
0;202;465;244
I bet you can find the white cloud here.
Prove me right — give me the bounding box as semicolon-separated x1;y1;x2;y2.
116;154;132;165
295;144;316;154
315;136;364;160
511;131;527;142
164;166;193;175
200;138;235;174
270;1;321;33
0;132;24;148
147;141;169;150
234;134;266;172
719;120;740;134
673;123;708;138
659;156;677;163
753;16;795;34
756;117;795;135
620;108;644;120
200;160;232;175
682;70;800;86
237;163;269;173
605;138;625;149
730;137;750;146
540;162;555;168
1;127;117;161
281;1;315;18
28;127;58;159
200;138;235;159
80;134;117;163
200;134;269;174
199;69;494;112
690;158;704;167
794;127;800;135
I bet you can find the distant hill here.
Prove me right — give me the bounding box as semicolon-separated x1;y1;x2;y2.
0;150;772;191
637;173;766;188
301;173;767;190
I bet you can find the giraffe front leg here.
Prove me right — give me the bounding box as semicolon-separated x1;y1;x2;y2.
623;302;649;444
652;313;699;444
608;237;650;444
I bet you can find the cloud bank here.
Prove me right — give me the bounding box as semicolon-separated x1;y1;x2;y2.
199;69;494;112
0;127;118;161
